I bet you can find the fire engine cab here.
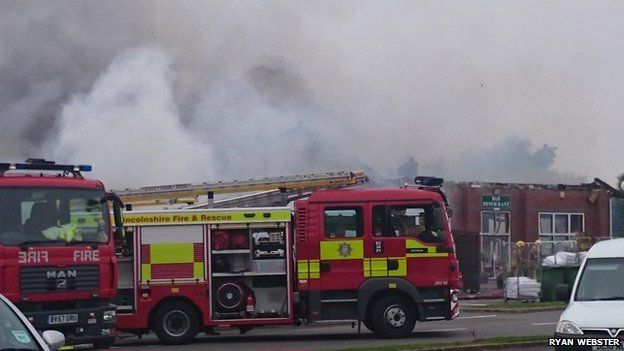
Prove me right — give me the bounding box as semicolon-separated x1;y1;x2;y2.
0;159;123;348
114;176;461;343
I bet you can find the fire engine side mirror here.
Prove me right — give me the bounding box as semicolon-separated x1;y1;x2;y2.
114;227;124;241
113;206;124;241
106;192;124;240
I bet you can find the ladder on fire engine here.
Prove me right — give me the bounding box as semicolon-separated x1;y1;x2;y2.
113;170;368;207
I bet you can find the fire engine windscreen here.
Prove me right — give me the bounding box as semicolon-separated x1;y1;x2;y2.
0;188;110;246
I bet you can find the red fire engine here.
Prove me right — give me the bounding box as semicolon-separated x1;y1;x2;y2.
0;159;123;348
114;175;461;344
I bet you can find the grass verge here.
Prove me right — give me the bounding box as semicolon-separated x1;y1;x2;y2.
476;301;565;309
329;335;549;351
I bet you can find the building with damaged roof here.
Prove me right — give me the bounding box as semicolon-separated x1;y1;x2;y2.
444;178;624;292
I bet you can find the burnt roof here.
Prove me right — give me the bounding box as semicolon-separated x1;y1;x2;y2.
445;178;618;192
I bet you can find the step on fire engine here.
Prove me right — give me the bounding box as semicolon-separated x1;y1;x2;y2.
113;175;461;344
0;159;124;348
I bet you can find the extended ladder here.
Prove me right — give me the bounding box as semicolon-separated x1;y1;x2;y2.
114;170;368;207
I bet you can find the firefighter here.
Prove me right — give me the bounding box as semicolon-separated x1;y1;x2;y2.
42;223;79;242
390;208;406;236
417;211;439;243
373;210;384;237
330;223;346;238
24;202;78;242
23;202;55;236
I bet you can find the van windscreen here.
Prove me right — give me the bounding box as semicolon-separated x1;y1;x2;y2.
575;258;624;301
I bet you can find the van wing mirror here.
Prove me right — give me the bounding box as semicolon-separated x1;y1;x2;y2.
41;330;65;351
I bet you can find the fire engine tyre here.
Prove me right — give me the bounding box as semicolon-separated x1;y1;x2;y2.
152;301;200;345
370;295;416;339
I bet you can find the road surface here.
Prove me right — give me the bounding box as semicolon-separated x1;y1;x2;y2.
107;309;560;351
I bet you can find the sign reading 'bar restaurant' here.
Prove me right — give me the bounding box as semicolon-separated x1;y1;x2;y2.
482;195;511;210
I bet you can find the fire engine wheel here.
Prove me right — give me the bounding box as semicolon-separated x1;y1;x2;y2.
371;295;416;339
152;301;200;345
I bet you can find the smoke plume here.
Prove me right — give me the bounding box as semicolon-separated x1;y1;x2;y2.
437;136;584;183
49;48;213;188
1;1;623;188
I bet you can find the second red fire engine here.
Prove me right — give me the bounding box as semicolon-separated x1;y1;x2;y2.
114;176;461;343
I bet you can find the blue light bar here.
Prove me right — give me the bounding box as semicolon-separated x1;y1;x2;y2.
2;160;92;173
415;176;444;187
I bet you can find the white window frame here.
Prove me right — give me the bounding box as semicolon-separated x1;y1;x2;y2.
480;210;511;235
480;211;512;277
538;212;585;239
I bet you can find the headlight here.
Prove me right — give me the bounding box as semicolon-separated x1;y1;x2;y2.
103;309;116;322
556;320;583;335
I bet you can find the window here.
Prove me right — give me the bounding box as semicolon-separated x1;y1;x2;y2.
575;258;624;301
481;211;510;234
481;211;511;278
372;204;446;243
0;299;42;350
539;212;584;238
538;213;584;253
570;214;584;233
324;208;363;238
612;198;624;238
539;214;553;234
0;188;109;246
554;214;568;234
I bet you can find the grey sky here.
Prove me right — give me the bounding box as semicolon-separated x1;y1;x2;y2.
1;1;622;187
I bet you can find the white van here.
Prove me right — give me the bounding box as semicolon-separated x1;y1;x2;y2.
555;238;624;342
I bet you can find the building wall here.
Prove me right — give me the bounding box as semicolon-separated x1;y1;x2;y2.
444;182;615;290
445;184;612;242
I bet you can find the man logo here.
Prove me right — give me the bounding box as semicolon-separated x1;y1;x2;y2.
47;270;76;290
46;270;77;279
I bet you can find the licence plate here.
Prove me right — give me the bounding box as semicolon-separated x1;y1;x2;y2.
48;313;78;325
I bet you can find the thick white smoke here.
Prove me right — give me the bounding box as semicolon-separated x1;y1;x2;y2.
50;48;213;188
2;1;624;187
